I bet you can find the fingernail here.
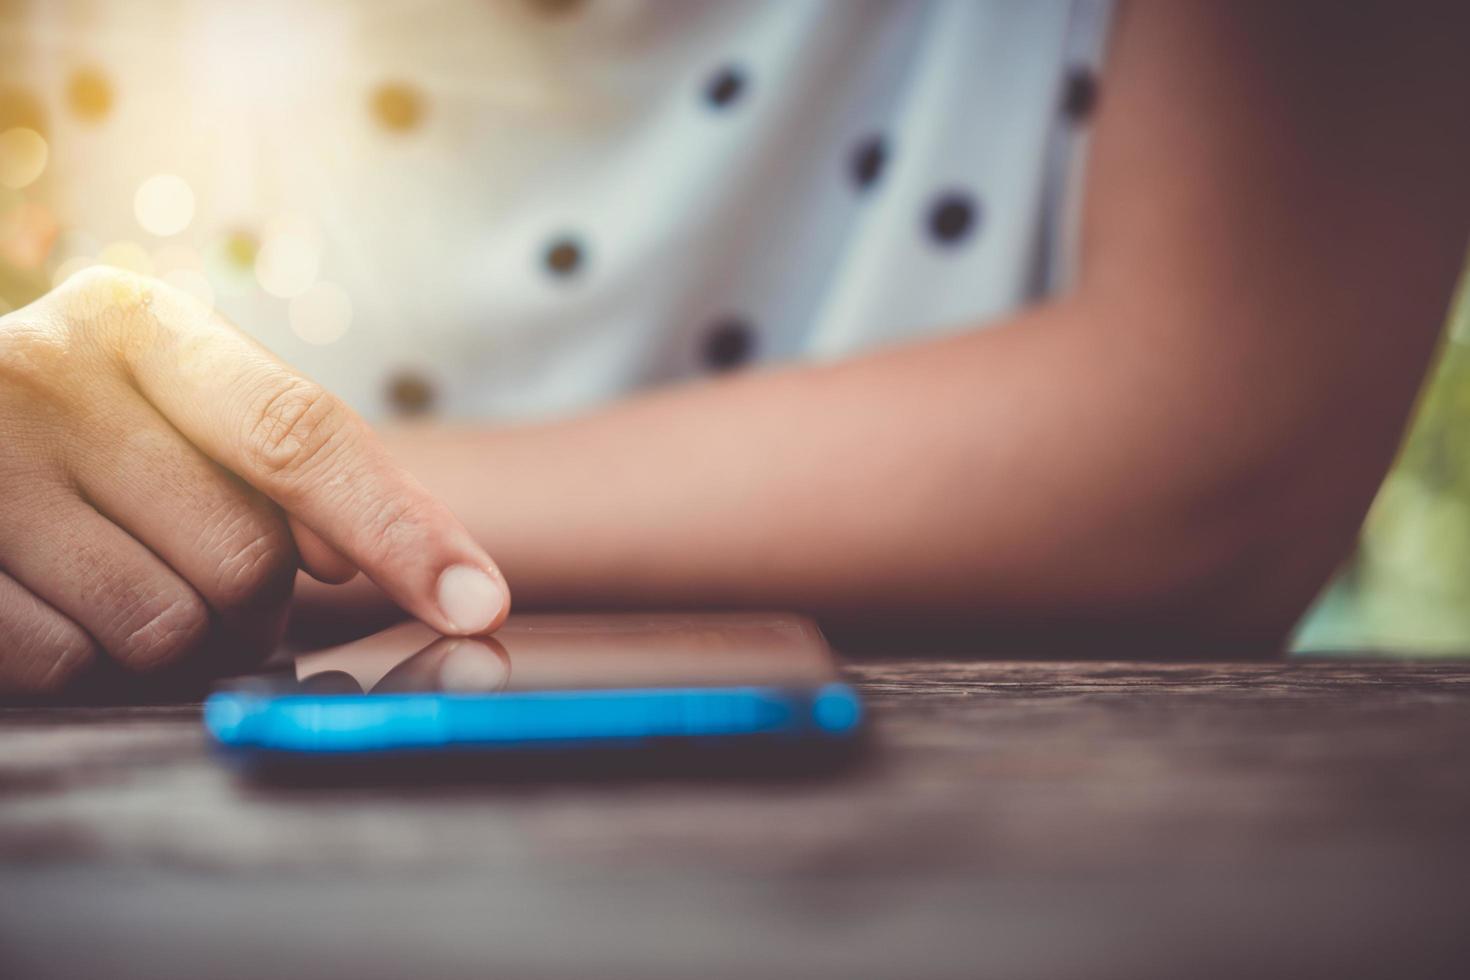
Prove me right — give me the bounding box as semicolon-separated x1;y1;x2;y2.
437;640;511;692
436;565;504;634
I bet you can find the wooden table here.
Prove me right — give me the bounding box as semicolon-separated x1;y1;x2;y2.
2;659;1469;979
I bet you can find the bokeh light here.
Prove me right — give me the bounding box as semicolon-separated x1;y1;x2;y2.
255;215;321;298
0;127;48;190
0;84;46;134
98;241;154;276
204;229;260;296
134;174;196;237
49;230;100;287
289;280;353;345
162;266;215;312
0;199;57;270
224;229;259;269
152;242;205;275
51;255;97;289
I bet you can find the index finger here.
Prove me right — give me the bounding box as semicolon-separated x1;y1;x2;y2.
98;272;511;637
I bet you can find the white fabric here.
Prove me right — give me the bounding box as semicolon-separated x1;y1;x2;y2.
7;0;1110;422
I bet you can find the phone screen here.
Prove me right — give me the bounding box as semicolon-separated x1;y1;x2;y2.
276;612;841;697
207;613;860;772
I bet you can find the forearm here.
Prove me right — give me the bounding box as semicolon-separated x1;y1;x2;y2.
293;1;1470;652
300;292;1385;649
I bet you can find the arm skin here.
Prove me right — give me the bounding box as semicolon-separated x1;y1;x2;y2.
294;2;1470;656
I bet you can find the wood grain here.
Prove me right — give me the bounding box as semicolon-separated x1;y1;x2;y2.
2;659;1468;979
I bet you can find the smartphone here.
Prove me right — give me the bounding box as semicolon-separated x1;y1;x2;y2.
205;612;865;781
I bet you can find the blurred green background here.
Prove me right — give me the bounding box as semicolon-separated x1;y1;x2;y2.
1293;269;1470;657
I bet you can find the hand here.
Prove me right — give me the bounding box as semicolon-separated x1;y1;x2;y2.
0;269;510;694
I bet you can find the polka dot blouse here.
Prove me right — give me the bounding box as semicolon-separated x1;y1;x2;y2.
0;0;1110;423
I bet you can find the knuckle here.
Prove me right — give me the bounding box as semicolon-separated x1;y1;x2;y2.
0;324;75;475
241;376;349;481
56;264;126;298
71;269;165;358
1;268;161;380
356;493;425;569
57;265;153;317
113;590;210;671
0;317;68;392
208;508;297;610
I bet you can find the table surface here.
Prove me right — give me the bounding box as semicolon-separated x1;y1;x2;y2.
2;658;1469;980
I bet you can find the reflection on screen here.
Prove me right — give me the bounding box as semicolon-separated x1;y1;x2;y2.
292;613;838;695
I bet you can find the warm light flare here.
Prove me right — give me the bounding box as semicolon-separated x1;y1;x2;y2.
289;280;353;345
98;241;154;276
255;214;322;298
162;266;216;311
0;127;48;190
134;174;196;237
52;255;97;288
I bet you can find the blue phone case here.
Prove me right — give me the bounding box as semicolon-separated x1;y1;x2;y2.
205;682;864;756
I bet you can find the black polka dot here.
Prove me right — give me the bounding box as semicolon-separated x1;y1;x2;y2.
849;134;887;192
543;236;585;278
926;191;979;247
702;318;755;372
1061;68;1098;123
704;65;747;109
525;0;586;16
386;371;436;416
